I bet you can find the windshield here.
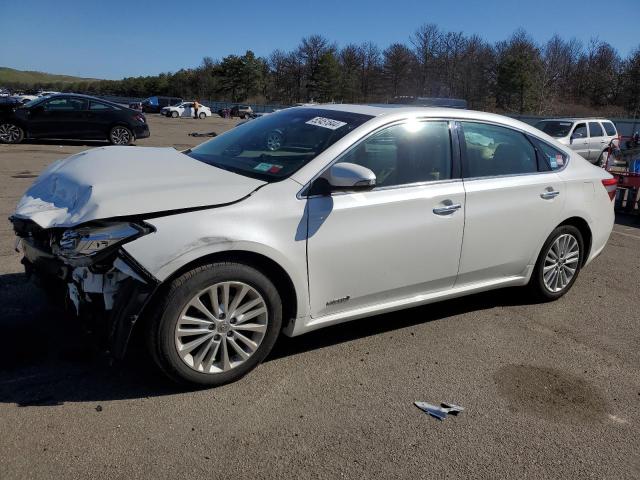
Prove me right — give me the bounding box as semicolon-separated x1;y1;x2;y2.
187;108;373;181
535;121;573;138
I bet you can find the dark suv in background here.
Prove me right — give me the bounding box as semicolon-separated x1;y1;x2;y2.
0;94;150;145
141;96;183;113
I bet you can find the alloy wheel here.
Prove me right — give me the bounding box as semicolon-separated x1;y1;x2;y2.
266;131;283;151
110;127;131;145
174;281;268;374
0;124;21;143
542;233;580;293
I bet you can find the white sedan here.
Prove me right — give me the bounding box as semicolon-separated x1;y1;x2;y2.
11;105;615;387
161;102;212;119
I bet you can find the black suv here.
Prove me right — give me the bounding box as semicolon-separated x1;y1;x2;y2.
0;94;150;145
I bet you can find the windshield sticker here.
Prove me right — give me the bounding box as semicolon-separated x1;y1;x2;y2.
305;116;347;130
556;154;564;166
254;162;283;173
549;155;557;168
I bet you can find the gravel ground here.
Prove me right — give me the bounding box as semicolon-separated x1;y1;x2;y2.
0;114;638;479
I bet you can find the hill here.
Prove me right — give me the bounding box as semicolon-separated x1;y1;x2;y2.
0;67;101;85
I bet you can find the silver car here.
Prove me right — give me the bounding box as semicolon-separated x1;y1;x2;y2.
534;118;618;165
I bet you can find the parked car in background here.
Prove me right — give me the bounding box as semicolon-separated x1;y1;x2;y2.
0;93;149;145
37;91;61;97
218;104;253;119
13;94;39;103
0;97;23;107
162;102;212;119
534;118;618;165
141;96;183;113
10;105;614;386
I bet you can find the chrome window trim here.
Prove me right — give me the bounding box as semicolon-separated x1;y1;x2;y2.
297;117;458;199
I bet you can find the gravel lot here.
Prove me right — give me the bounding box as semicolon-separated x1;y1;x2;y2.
0;114;638;479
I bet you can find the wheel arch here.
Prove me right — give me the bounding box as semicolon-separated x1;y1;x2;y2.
557;216;592;266
142;249;298;333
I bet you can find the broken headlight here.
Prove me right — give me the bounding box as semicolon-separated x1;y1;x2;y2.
54;222;148;261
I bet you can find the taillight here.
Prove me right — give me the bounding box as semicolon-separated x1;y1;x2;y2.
133;114;145;123
601;178;617;201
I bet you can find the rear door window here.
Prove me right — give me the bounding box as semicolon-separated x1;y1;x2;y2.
589;122;604;137
89;101;115;111
602;121;617;136
460;122;537;177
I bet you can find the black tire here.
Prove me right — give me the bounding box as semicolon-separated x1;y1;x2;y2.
596;150;607;167
199;112;206;119
0;123;25;144
528;225;584;301
171;111;179;118
148;262;282;387
108;126;133;145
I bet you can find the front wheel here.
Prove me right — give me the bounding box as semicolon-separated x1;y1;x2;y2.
148;262;282;386
199;112;206;119
109;126;133;145
0;123;25;144
171;111;179;118
528;225;584;300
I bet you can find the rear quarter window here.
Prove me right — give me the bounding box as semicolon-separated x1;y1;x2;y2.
602;122;617;136
529;137;568;171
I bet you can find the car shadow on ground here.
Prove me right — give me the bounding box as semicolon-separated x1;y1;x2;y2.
615;212;640;229
0;271;539;407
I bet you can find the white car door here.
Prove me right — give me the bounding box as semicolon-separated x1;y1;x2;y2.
181;103;193;118
456;121;566;285
306;120;466;318
569;122;589;160
588;121;607;162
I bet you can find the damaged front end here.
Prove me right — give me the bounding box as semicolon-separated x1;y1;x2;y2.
11;216;159;359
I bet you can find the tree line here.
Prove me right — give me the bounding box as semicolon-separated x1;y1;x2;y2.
6;24;640;117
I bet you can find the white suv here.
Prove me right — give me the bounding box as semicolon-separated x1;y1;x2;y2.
534;118;618;165
11;105;615;386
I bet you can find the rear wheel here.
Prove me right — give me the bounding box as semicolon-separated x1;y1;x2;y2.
109;126;133;145
199;112;206;119
528;225;584;300
0;123;24;144
148;262;282;386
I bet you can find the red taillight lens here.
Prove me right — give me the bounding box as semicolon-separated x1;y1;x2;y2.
133;114;145;123
601;178;617;201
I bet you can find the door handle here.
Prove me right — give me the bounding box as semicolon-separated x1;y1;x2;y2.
433;203;462;215
540;190;560;199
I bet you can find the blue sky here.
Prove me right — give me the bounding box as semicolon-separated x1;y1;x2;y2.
1;0;638;80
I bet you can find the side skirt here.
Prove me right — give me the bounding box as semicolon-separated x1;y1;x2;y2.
288;275;529;337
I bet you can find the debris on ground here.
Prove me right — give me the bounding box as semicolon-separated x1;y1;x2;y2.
188;131;218;137
414;401;464;420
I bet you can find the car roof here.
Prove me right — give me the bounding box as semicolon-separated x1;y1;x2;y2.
537;118;613;122
38;93;127;108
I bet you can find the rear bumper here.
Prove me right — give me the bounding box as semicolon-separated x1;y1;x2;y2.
134;124;150;139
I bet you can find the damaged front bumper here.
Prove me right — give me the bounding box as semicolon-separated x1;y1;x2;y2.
13;217;159;359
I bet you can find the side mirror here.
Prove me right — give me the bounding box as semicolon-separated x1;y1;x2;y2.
324;162;376;191
309;162;376;196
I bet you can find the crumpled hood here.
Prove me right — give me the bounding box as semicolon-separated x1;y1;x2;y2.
13;146;266;228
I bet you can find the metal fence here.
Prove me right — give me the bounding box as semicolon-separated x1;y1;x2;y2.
95;95;639;134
